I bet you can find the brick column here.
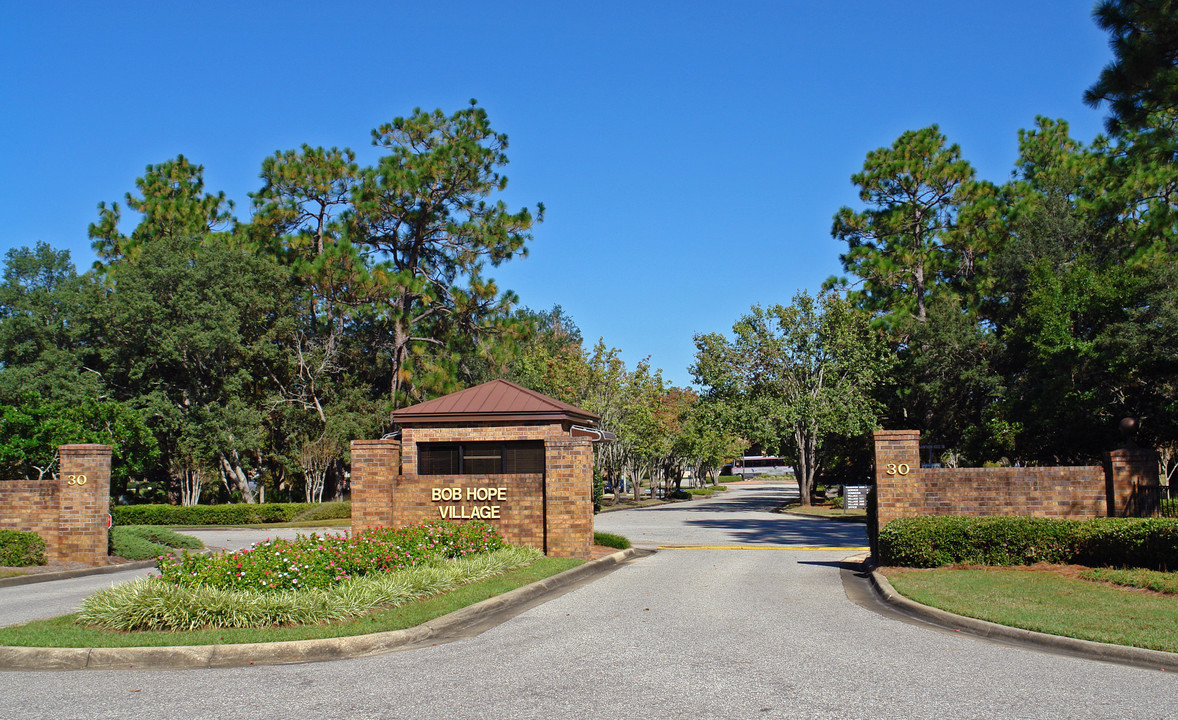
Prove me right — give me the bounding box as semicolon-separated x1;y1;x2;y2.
56;444;111;566
543;438;593;558
873;430;921;530
1104;447;1160;517
350;439;400;534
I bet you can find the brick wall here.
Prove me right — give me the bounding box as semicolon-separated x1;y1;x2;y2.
0;444;111;565
543;438;593;558
873;430;1159;529
873;430;922;529
391;473;545;550
350;439;400;534
0;480;60;559
1105;447;1162;517
351;422;594;558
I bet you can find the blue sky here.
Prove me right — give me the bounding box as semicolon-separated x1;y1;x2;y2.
1;1;1113;386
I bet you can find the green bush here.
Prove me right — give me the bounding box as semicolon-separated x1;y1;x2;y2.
878;516;1178;571
112;502;323;527
594;532;631;550
110;526;204;561
667;490;692;500
0;529;47;567
687;487;715;496
291;502;351;522
1073;518;1178;571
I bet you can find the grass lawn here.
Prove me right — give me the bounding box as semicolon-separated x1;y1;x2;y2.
779;503;866;521
884;565;1178;654
0;557;580;648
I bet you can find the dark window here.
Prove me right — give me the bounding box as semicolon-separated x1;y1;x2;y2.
504;442;545;474
418;441;544;475
462;444;503;475
419;444;459;475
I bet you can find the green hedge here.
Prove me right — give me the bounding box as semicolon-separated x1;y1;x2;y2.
111;502;350;527
109;526;204;561
291;501;352;522
878;516;1178;571
0;529;46;567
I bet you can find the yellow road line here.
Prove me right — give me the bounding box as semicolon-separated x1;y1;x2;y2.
656;545;869;551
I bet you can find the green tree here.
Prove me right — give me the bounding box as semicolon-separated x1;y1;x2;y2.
1084;0;1178;138
676;398;748;485
248;143;389;500
0;394;157;496
0;243;101;405
89;155;235;269
251;145;360;259
829;126;978;332
99;233;296;503
348;102;543;407
961;116;1178;462
500;305;587;403
692;292;892;505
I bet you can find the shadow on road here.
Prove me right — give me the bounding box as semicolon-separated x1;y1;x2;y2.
797;559;866;572
681;516;868;547
631;489;794;515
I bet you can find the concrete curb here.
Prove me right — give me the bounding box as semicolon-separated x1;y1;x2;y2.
865;561;1178;672
0;560;158;588
0;548;645;671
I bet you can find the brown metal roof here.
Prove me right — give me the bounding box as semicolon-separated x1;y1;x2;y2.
393;379;600;426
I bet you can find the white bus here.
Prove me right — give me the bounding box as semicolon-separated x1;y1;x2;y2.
722;455;793;480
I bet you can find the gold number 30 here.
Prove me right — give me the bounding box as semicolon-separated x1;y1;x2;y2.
885;463;910;476
67;474;88;486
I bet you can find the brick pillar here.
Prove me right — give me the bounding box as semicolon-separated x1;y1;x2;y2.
543;438;593;558
56;444;111;566
350;439;400;534
1104;447;1160;517
873;430;921;530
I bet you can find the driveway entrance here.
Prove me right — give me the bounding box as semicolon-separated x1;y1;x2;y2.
595;482;868;549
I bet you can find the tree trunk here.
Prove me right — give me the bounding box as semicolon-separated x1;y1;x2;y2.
794;426;820;507
178;467;204;506
219;453;256;503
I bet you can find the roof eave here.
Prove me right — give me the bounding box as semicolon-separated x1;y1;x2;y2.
394;411;600;426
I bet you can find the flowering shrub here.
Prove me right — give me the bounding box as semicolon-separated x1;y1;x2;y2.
156;520;505;593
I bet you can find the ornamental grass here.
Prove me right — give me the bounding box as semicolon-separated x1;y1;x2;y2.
78;546;542;631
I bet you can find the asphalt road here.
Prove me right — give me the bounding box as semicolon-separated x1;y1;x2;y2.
2;486;1175;720
594;482;868;548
